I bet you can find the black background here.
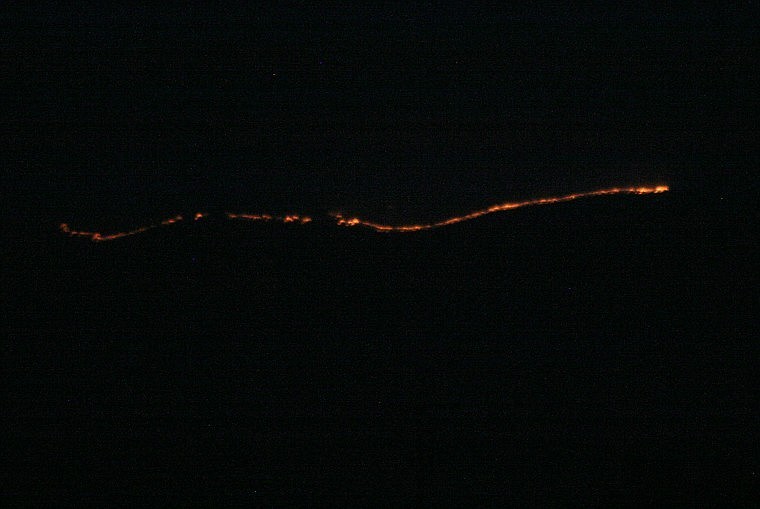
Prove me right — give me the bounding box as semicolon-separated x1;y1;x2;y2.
3;3;758;506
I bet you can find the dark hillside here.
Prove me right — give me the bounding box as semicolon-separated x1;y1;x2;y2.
3;190;756;505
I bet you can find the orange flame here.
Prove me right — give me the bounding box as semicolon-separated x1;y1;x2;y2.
59;185;667;241
59;214;184;242
331;186;669;232
227;213;312;224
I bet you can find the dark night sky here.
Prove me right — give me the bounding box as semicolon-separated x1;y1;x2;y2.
3;4;758;505
3;4;755;227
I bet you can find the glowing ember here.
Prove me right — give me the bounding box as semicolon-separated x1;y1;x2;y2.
331;185;670;232
59;185;668;241
59;215;183;242
227;213;312;224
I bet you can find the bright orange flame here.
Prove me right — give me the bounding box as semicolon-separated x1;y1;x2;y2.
60;185;667;241
59;215;183;242
331;185;669;232
227;213;312;224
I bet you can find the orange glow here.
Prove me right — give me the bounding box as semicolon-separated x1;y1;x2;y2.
331;185;670;232
226;213;272;221
227;213;312;224
60;185;667;241
59;214;184;242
